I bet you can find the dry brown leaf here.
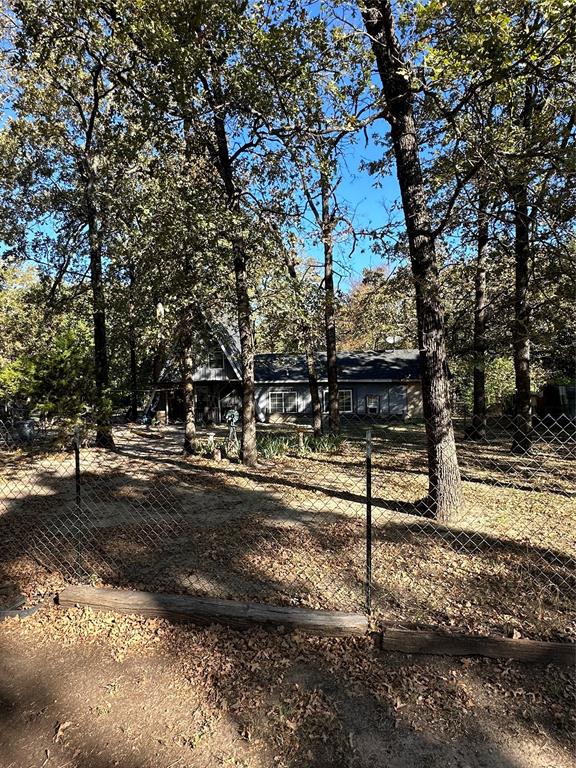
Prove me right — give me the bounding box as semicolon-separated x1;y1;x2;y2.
53;719;72;743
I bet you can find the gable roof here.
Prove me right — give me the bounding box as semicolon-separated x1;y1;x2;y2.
208;315;242;379
254;349;421;383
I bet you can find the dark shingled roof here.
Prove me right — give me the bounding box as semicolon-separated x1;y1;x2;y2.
254;349;421;383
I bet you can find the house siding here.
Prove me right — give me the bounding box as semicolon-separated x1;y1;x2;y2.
253;381;424;423
406;382;424;418
192;357;238;382
350;383;405;416
157;346;424;425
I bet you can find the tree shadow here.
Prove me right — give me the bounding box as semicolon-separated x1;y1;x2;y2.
368;518;575;640
0;441;368;614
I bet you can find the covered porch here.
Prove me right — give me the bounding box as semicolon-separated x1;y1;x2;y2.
155;383;242;426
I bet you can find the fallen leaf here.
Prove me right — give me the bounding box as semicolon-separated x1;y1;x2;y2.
53;720;72;743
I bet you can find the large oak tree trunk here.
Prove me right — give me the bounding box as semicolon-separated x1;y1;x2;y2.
361;0;462;521
509;82;534;454
212;107;258;466
321;174;340;435
511;183;532;454
471;187;488;440
182;344;196;454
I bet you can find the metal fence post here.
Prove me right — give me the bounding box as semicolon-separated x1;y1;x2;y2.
74;426;82;512
73;426;82;580
365;428;372;616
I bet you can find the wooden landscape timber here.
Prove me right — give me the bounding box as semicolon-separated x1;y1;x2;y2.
58;585;369;637
58;586;575;665
378;625;576;666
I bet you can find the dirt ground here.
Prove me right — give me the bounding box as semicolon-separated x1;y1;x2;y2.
0;603;574;768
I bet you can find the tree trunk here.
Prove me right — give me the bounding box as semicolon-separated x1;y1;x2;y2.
151;349;163;384
511;183;532;454
211;103;258;466
361;0;462;521
85;171;114;449
233;239;258;466
182;344;196;454
321;173;339;435
509;82;534;455
282;253;323;438
471;187;488;440
305;346;323;438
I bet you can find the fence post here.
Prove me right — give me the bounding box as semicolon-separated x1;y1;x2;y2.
74;426;82;512
73;426;83;580
365;428;372;616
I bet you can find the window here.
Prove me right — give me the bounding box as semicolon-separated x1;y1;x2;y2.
366;395;380;415
339;389;353;413
269;391;298;413
323;389;353;413
206;349;224;369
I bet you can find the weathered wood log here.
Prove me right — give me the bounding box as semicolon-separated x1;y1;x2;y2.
379;626;575;666
57;586;575;665
58;586;369;637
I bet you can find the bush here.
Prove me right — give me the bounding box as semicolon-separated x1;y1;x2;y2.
0;325;96;421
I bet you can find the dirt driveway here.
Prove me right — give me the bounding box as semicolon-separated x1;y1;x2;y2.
0;604;574;768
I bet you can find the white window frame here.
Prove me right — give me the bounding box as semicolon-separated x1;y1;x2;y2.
323;389;354;413
339;389;353;413
269;391;299;414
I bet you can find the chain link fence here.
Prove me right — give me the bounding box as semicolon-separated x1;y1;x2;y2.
1;412;574;641
366;414;575;640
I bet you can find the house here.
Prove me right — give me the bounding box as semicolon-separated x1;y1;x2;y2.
253;350;423;422
152;335;424;425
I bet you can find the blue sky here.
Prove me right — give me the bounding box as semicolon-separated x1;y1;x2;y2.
336;139;402;286
299;131;403;292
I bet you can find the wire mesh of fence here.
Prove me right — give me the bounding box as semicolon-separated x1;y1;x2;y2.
366;414;575;640
0;412;574;641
